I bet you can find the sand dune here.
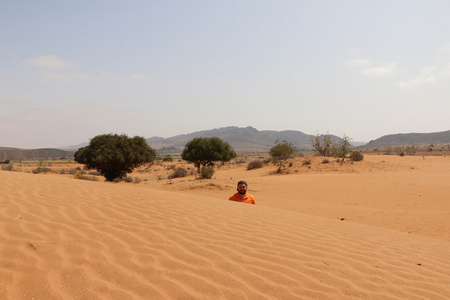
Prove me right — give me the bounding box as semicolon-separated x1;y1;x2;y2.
2;169;450;299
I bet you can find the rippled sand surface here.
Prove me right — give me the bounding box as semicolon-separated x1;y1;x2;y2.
2;155;450;299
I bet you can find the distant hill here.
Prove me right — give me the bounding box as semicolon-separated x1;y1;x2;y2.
365;130;450;148
146;126;341;152
62;142;89;151
0;148;75;161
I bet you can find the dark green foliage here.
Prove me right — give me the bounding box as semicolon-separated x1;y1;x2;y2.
247;160;263;170
269;140;295;172
162;155;173;162
349;151;364;162
168;167;188;179
74;134;156;181
181;137;236;172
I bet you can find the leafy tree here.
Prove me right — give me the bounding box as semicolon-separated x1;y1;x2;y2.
181;137;236;172
269;140;294;173
74;134;156;181
311;132;332;157
331;135;352;163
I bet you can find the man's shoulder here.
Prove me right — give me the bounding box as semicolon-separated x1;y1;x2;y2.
229;193;240;200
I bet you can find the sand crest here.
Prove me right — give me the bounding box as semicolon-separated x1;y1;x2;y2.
1;170;450;299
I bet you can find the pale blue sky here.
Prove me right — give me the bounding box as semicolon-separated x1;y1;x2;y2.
1;0;449;148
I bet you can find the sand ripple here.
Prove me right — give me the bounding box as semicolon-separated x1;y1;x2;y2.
1;171;450;299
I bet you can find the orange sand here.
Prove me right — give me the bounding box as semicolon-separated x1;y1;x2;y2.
1;154;450;299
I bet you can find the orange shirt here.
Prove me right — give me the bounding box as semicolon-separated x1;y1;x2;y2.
229;193;256;205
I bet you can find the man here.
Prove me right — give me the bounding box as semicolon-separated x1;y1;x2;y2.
229;180;256;205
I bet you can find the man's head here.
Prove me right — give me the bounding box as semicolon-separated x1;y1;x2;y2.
237;180;248;195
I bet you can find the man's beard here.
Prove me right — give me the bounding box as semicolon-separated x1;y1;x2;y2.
238;190;246;195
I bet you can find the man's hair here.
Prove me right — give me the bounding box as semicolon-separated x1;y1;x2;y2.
237;180;247;186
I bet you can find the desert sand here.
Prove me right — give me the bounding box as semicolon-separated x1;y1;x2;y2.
1;154;450;299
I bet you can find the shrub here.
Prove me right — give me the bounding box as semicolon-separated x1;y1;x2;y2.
384;146;393;155
1;164;14;171
247;160;263;170
199;166;215;179
162;155;173;162
32;167;52;174
270;140;295;173
302;158;311;165
331;135;352;163
405;143;419;156
311;132;332;157
168;167;188;179
349;151;364;162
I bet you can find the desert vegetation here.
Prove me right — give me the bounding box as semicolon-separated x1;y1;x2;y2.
74;134;156;181
349;151;364;162
181;137;236;174
331;135;352;163
168;167;188;179
247;160;264;170
269;140;295;173
311;132;332;157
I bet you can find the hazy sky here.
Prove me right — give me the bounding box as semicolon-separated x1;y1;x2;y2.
1;1;449;148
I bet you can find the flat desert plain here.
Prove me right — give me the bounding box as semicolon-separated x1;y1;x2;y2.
1;154;450;299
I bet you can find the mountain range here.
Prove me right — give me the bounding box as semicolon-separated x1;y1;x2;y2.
0;148;75;161
365;130;450;148
2;127;450;160
146;126;341;152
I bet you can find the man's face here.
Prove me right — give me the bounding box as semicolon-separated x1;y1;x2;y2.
237;183;247;195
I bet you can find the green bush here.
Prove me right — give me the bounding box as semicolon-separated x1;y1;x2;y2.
162;155;173;162
270;140;295;173
349;151;364;161
74;133;156;181
247;160;263;170
168;167;188;179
